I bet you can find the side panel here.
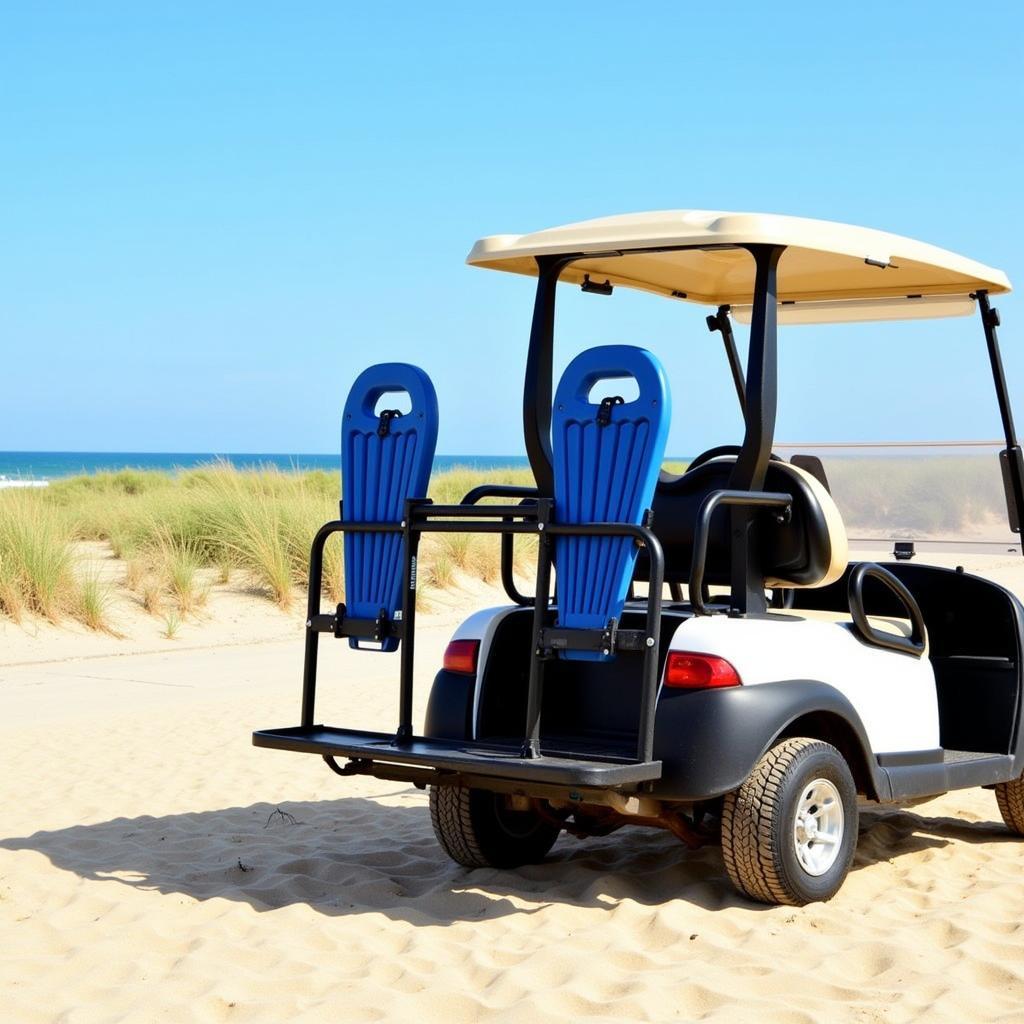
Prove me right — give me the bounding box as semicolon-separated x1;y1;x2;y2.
667;614;940;755
652;679;887;801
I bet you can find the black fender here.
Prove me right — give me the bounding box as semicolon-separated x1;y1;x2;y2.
424;669;476;740
651;679;889;802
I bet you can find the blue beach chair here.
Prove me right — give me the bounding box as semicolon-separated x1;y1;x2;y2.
551;345;671;659
341;363;438;651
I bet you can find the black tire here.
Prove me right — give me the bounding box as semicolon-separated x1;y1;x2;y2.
995;775;1024;835
721;737;858;906
429;785;562;869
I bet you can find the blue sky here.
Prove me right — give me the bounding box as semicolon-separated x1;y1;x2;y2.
2;2;1022;456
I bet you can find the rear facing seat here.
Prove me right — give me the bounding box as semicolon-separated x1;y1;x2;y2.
637;453;929;654
637;455;848;590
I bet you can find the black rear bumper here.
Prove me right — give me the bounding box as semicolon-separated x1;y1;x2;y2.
253;725;662;788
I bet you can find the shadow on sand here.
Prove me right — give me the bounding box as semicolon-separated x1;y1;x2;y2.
1;795;1014;923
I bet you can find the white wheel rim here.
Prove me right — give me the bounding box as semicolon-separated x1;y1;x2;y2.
793;778;844;877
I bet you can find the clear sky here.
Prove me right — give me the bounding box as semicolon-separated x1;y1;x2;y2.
2;2;1022;456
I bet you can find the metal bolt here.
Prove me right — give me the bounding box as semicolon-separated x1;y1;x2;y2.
645;636;655;647
602;648;610;656
538;523;545;531
400;520;406;528
306;620;312;627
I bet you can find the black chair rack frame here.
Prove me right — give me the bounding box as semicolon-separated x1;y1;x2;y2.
299;495;665;768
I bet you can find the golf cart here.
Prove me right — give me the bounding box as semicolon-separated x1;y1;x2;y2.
254;210;1024;906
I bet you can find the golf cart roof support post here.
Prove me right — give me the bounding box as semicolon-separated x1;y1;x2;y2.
708;304;747;417
727;244;785;614
976;290;1024;543
977;290;1019;448
524;256;573;497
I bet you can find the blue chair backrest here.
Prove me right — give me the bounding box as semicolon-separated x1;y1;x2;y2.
552;345;671;660
341;363;438;651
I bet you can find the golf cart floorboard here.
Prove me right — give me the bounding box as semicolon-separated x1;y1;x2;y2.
252;725;663;787
885;748;1015;801
943;748;1002;765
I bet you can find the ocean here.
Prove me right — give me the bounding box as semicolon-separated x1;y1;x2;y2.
0;451;532;483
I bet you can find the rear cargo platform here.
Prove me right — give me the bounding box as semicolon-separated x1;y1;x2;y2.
253;726;663;788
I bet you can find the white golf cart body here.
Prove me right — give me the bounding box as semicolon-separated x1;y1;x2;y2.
444;210;1021;805
452;604;941;757
255;209;1024;904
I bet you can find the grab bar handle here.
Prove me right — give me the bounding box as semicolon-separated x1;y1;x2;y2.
847;563;927;658
689;490;792;615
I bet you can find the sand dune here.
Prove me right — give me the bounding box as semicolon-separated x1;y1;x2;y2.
3;575;1024;1022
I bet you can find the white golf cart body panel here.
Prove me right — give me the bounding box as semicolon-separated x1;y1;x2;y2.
665;614;940;756
457;604;941;757
467;209;1011;310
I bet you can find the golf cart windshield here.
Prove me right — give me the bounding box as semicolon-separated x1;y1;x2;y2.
773;441;1020;557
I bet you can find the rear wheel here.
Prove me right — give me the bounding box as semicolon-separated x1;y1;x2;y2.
721;737;858;906
995;775;1024;835
429;785;562;868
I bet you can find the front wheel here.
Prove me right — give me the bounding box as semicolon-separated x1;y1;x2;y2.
721;737;858;906
429;785;562;869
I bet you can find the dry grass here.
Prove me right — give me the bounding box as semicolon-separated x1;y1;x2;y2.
425;550;456;589
75;569;114;633
155;531;208;614
4;454;1001;631
0;491;76;621
0;463;534;627
141;577;164;616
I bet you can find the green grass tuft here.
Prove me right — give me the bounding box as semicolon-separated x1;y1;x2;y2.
0;491;76;620
75;569;114;632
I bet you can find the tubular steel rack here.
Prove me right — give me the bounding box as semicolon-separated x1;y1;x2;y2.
253;491;667;790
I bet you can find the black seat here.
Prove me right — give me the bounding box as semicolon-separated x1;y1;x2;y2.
636;457;848;589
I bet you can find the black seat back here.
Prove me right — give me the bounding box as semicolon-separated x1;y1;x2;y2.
636;458;848;588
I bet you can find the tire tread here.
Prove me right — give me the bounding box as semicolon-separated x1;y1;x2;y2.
429;785;490;867
995;775;1024;835
722;737;843;907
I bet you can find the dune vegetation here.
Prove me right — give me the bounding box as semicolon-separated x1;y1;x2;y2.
0;455;1010;633
0;463;537;631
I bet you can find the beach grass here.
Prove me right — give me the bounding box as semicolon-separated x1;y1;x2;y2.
0;490;77;621
0;462;535;626
0;456;1012;628
75;568;115;633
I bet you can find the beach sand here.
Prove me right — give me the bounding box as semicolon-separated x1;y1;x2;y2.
3;552;1024;1022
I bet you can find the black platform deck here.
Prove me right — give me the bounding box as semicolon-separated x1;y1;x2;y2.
252;725;663;788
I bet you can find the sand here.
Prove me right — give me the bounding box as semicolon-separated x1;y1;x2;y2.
3;552;1024;1023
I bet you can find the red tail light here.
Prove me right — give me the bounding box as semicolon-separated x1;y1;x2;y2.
443;639;480;675
665;652;742;690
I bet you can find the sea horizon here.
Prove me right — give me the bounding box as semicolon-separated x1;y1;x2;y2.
0;450;540;481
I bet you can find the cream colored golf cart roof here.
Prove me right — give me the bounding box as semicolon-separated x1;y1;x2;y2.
467;210;1011;323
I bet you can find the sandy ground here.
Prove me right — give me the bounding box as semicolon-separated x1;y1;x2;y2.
3;552;1024;1022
